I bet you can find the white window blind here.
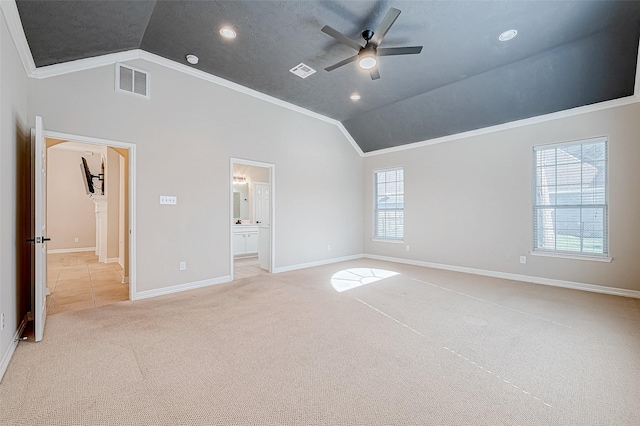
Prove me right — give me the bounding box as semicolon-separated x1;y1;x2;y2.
374;167;404;240
533;139;607;255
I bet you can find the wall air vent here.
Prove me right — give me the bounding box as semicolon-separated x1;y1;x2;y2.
115;63;150;98
289;63;316;79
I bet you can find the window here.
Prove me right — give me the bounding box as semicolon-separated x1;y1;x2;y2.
533;138;607;256
374;167;404;240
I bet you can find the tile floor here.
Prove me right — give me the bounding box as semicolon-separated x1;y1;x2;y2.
47;251;129;315
234;256;268;279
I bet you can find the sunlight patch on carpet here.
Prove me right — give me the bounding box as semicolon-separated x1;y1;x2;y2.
330;268;399;292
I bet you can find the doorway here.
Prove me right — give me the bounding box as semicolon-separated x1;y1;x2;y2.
230;158;274;280
42;130;136;314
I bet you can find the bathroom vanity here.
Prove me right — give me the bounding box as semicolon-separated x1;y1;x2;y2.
233;225;258;256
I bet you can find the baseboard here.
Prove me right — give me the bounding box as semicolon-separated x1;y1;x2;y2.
106;258;119;264
0;316;28;383
132;275;232;301
273;254;364;274
234;253;258;260
47;247;95;254
364;254;640;299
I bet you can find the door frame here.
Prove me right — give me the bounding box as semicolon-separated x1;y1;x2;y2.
43;129;137;300
229;158;275;278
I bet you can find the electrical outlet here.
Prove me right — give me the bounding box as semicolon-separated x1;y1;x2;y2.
74;237;79;243
327;245;331;251
1;313;4;331
160;196;177;205
520;256;527;264
179;261;187;271
405;245;410;252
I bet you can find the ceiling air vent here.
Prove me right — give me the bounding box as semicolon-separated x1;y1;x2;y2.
115;63;150;98
289;63;316;79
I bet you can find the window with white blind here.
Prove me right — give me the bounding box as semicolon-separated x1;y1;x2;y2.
374;167;404;240
533;138;607;256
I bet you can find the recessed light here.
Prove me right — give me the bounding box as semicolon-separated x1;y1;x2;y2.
186;54;199;65
219;27;237;39
498;29;518;42
350;94;361;101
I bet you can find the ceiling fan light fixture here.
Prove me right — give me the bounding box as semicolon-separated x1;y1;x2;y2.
358;46;378;70
358;56;377;70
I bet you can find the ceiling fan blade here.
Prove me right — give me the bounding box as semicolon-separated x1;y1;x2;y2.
321;25;363;51
370;7;401;46
377;46;423;56
324;54;359;72
370;68;380;80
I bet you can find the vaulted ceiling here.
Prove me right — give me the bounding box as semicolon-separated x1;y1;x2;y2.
15;1;640;153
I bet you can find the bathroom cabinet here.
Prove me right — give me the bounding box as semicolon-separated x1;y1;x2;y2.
233;226;259;256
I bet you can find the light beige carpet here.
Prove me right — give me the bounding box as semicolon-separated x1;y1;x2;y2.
1;259;639;425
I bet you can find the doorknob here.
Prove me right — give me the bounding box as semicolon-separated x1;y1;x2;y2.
25;237;51;243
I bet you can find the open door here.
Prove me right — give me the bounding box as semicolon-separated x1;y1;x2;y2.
31;116;49;342
254;182;270;225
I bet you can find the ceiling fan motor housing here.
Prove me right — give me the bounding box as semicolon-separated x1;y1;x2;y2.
362;29;374;42
359;44;377;57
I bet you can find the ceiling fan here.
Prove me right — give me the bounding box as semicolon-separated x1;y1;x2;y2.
321;7;423;80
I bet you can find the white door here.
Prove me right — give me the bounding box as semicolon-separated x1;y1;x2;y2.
32;116;48;342
254;183;270;225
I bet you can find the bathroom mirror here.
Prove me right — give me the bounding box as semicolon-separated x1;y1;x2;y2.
233;192;241;219
233;184;249;220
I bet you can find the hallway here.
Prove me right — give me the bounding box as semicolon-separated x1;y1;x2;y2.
47;251;128;315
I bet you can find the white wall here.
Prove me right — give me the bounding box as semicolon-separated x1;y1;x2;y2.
46;146;101;250
0;9;29;378
27;59;364;293
364;102;640;292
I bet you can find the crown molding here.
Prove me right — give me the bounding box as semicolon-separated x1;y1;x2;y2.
335;122;364;156
137;50;339;126
32;50;141;79
362;94;640;157
0;0;36;75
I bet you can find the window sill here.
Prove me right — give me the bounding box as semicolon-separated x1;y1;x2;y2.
529;250;612;263
371;238;404;244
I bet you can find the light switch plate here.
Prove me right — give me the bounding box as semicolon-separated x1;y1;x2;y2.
160;196;177;205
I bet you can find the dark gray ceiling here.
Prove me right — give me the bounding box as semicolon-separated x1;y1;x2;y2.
16;1;640;153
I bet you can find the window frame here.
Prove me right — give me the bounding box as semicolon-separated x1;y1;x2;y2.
373;166;404;242
531;137;611;261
